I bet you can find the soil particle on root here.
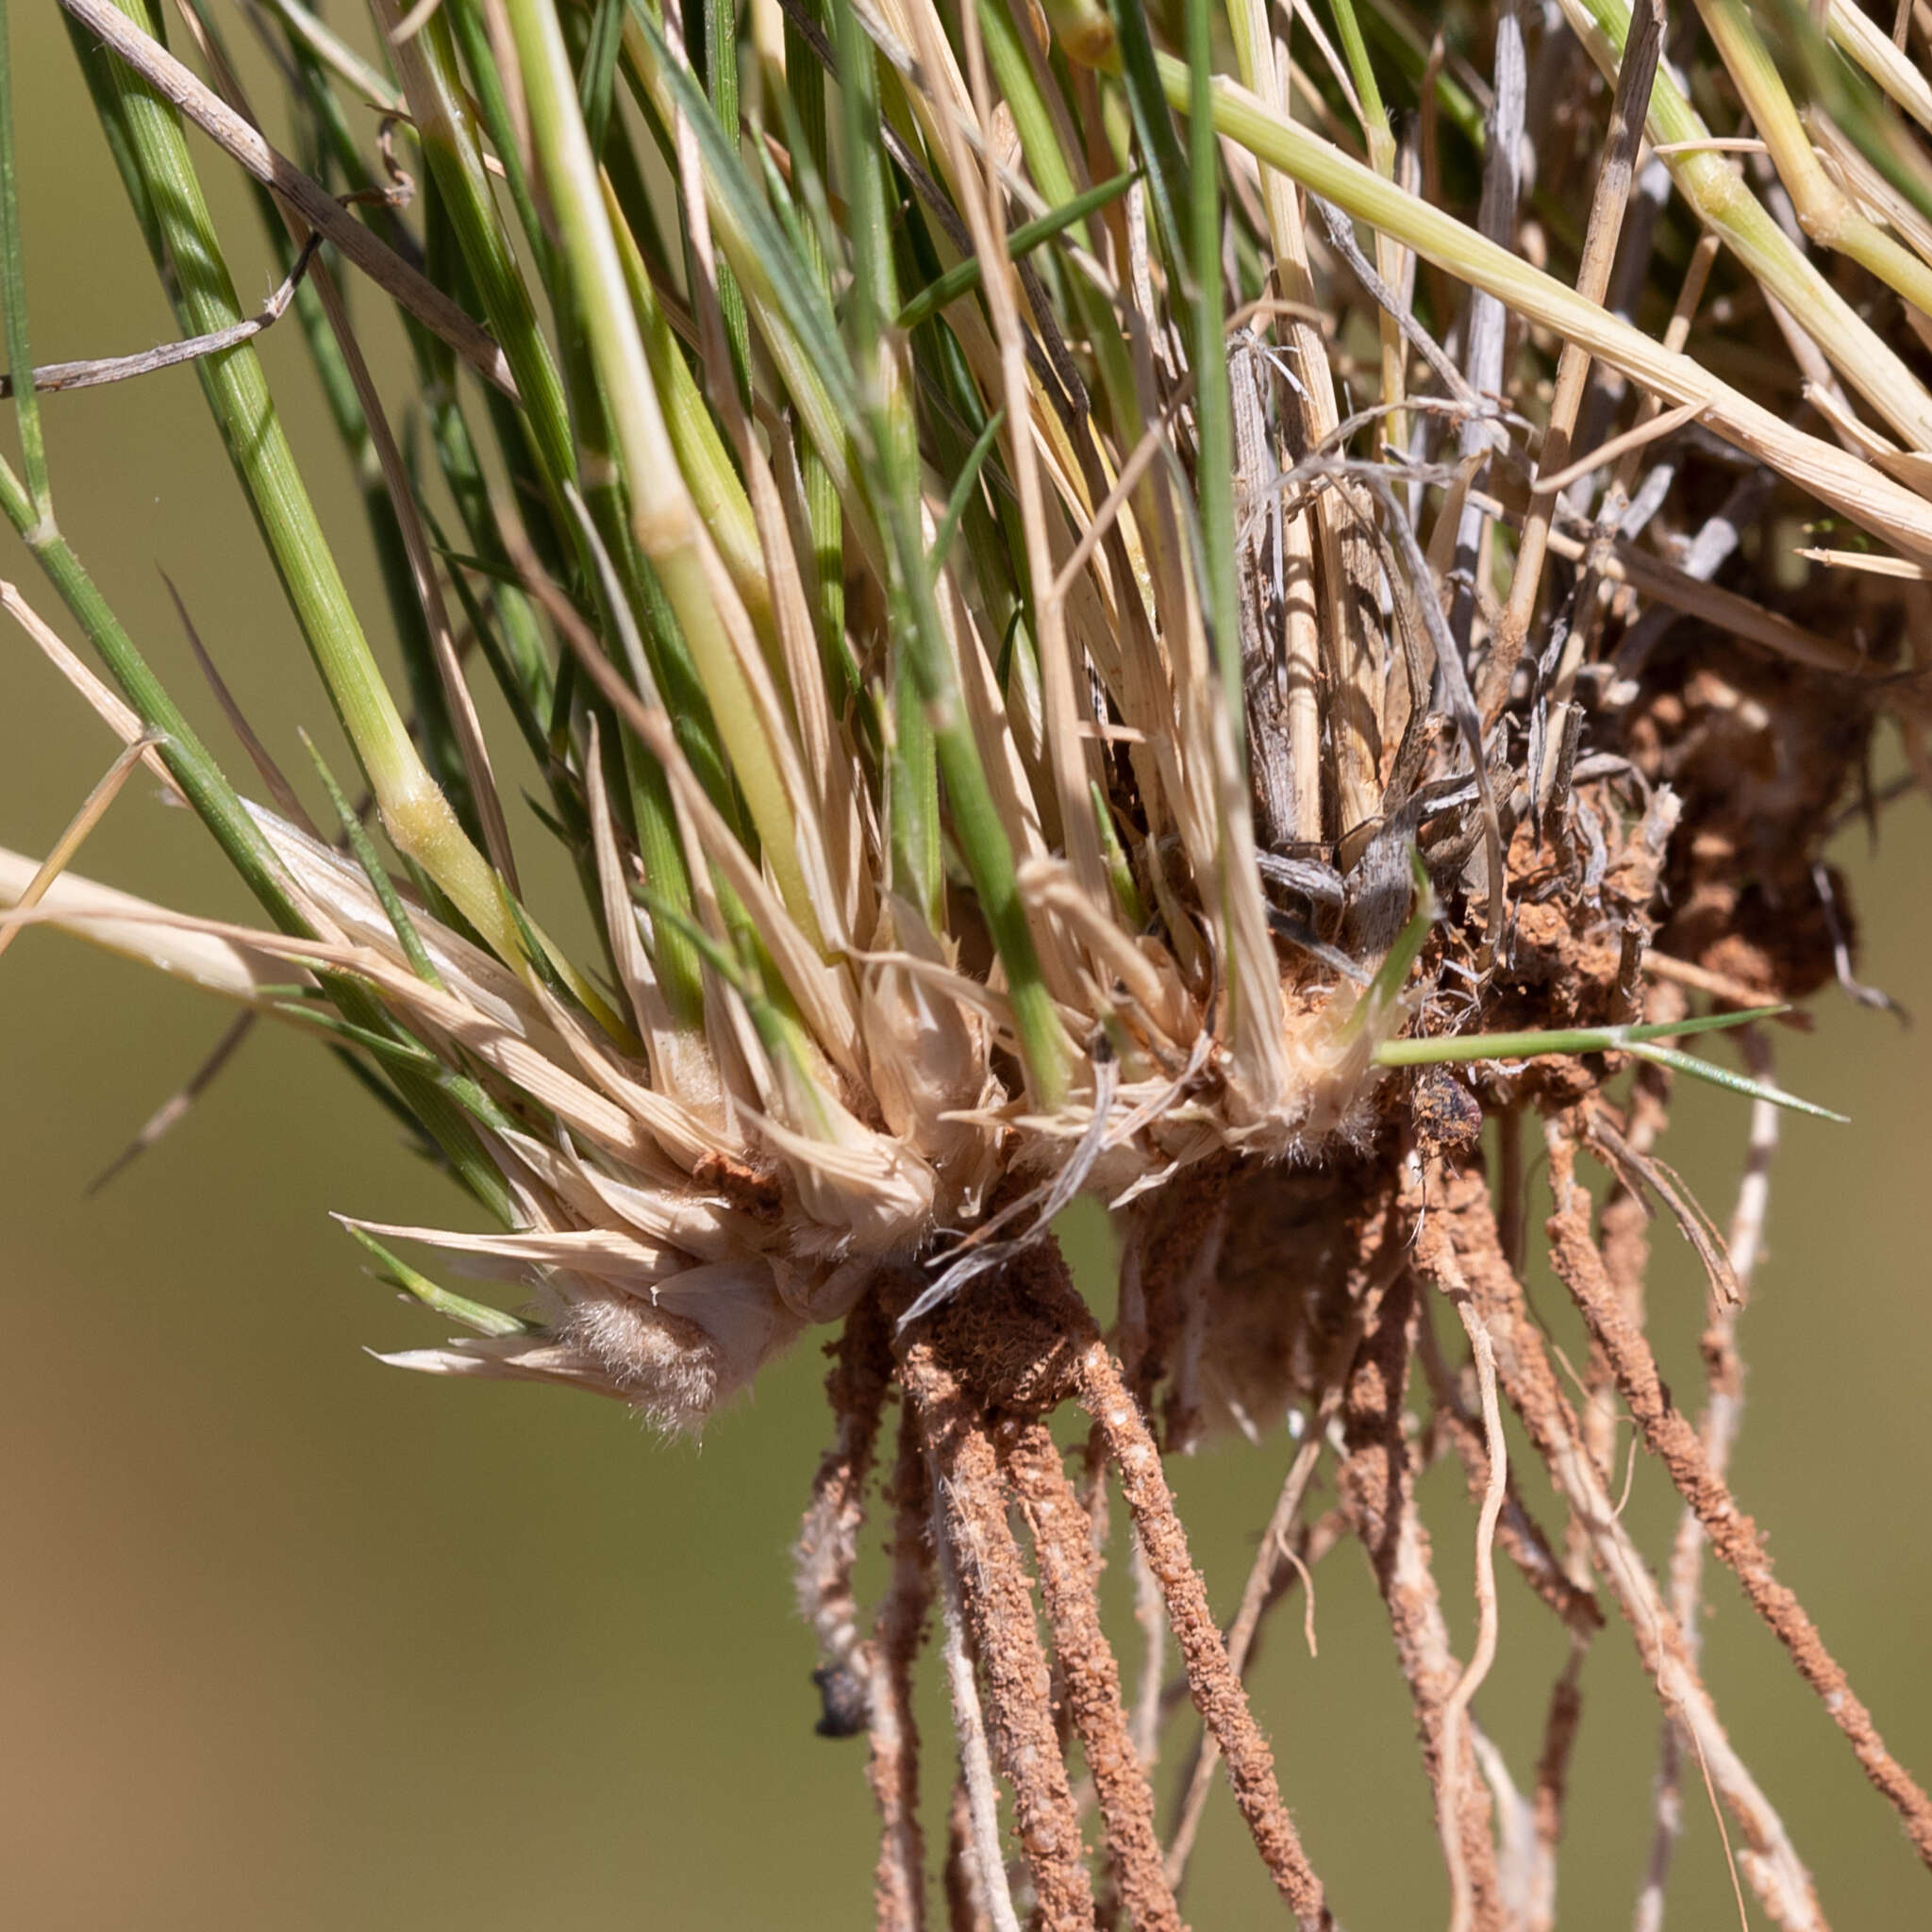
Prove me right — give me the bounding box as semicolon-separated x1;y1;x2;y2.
1620;645;1877;998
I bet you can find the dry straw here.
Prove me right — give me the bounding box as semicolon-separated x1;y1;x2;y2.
4;0;1931;1921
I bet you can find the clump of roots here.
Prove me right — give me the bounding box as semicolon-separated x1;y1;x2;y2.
789;648;1930;1929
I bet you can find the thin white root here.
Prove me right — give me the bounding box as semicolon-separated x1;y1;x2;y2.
1438;1291;1507;1932
1637;1039;1780;1932
930;1482;1023;1932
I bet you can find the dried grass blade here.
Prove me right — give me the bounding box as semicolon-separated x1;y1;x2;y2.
0;732;163;964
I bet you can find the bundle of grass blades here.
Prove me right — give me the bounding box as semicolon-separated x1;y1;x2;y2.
6;0;1932;1919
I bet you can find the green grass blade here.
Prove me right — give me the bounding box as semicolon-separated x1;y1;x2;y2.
220;32;476;832
1626;1042;1848;1123
1091;781;1147;928
600;172;769;630
301;733;444;989
2;34;514;1221
625;0;860;428
928;408;1006;587
1373;1005;1783;1064
1341;849;1436;1040
343;1224;536;1337
1373;1005;1844;1122
1761;0;1932;230
0;1;49;518
691;0;752;401
578;0;627;153
893;171;1139;334
774;0;845;674
388;0;576;508
1108;0;1195;341
71;0;518;964
1357;0;1484;144
824;0;1066;1099
1185;0;1241;735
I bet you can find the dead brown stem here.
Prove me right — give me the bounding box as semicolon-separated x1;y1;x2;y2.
1485;0;1663;716
0;233;319;396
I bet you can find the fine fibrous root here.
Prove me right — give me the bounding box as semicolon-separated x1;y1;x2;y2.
1417;1308;1605;1640
1337;1265;1504;1931
1436;1280;1509;1932
1001;1420;1183;1932
1079;1358;1329;1923
974;1243;1329;1928
1544;1122;1932;1872
1641;1034;1779;1931
1167;1174;1407;1885
900;1322;1094;1930
869;1401;932;1932
1422;1164;1829;1932
890;1239;1329;1924
933;1520;1020;1932
1531;1639;1589;1932
796;1293;896;1737
941;1770;992;1932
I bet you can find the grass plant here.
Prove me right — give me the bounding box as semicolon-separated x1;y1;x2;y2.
5;0;1932;1920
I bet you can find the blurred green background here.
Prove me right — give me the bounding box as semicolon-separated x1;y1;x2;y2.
3;8;1928;1926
